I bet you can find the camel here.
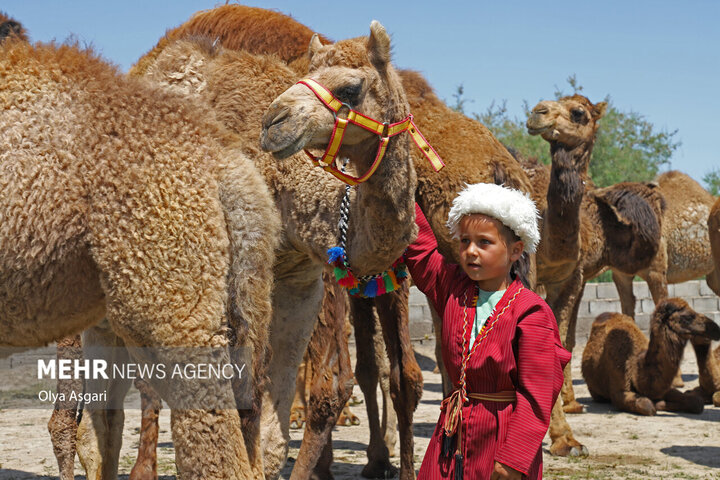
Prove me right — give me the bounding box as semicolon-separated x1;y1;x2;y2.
581;298;720;414
611;171;719;316
0;35;280;480
129;6;596;474
690;197;720;407
130;22;433;480
526;95;667;417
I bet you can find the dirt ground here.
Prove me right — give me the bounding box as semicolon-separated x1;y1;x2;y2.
1;339;718;480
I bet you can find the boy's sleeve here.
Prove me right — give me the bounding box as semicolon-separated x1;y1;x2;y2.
404;203;454;312
494;302;571;475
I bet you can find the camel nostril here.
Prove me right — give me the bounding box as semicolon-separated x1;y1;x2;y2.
264;106;290;129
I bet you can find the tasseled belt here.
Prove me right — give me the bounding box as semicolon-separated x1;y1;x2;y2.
440;389;516;479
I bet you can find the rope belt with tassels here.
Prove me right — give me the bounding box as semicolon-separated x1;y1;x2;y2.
440;285;523;479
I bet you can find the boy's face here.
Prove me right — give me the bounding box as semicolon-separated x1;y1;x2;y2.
457;214;523;291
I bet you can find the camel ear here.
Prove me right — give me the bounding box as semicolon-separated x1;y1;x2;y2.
593;101;608;120
307;33;323;59
368;20;391;71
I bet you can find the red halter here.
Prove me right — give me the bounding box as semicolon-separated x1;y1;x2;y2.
297;78;444;185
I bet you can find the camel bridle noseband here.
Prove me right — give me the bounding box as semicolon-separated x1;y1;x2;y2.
297;78;445;185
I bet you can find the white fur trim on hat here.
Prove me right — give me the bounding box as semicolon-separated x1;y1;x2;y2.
447;183;540;254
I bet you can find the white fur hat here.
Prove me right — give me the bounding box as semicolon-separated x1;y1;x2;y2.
447;183;540;253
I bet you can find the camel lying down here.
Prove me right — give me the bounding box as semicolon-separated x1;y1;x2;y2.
581;298;720;415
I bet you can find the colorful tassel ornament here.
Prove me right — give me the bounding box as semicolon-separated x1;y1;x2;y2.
327;246;409;298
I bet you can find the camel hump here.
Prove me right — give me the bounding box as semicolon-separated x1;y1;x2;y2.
593;181;666;272
0;13;27;43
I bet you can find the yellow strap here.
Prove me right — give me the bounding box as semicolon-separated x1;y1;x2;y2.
408;120;445;172
301;78;343;112
320;117;348;166
467;391;517;402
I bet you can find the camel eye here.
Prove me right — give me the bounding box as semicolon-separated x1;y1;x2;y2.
571;108;586;122
334;81;364;106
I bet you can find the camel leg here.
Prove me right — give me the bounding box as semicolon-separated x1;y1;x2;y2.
350;296;397;479
290;274;354;480
290;356;308;430
262;261;325;480
378;351;398;458
655;388;704;414
76;324;133;480
48;335;83;480
609;390;656;416
129;378;162;480
547;398;588;457
612;270;636;317
546;275;586;414
375;284;423;480
428;300;452;397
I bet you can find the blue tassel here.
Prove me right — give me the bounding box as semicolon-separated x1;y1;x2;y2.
327;246;345;264
363;279;378;297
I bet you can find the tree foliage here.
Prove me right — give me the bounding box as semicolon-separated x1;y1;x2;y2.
454;76;681;187
703;168;720;196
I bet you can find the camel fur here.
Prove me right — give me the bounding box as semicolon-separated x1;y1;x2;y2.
581;298;720;415
131;5;598;470
130;22;422;480
0;36;280;480
525;95;667;418
612;171;720;316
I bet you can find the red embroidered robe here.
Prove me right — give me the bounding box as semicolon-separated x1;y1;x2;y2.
406;204;570;479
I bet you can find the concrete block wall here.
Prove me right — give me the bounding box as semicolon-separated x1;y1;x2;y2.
407;280;720;341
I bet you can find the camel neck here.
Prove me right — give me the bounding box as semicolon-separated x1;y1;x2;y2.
640;323;686;397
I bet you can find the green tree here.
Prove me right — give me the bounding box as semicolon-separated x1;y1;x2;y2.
703;168;720;196
459;76;681;187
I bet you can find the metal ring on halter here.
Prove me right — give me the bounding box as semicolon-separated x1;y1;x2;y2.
380;122;390;138
332;102;353;120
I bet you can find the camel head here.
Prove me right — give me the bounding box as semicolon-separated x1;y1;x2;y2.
0;12;27;43
260;21;408;167
653;298;720;342
526;95;607;150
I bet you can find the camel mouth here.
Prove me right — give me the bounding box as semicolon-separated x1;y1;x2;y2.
526;124;554;136
260;125;315;159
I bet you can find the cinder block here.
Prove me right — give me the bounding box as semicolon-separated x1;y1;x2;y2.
409;321;434;339
409;304;427;324
588;299;622;316
577;300;591;317
409;286;426;304
667;284;675;297
700;281;716;296
692;297;719;313
631;281;650;299
583;283;598;300
634;313;651;334
673;281;701;298
596;283;619;299
641;298;657;314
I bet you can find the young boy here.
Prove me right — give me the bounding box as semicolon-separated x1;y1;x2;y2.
406;183;571;479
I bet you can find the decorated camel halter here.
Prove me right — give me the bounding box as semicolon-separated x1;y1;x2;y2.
327;176;409;298
440;285;522;479
297;78;445;186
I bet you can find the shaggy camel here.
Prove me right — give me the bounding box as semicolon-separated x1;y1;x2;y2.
611;171;719;316
132;23;432;479
581;298;720;414
691;197;720;407
134;6;595;473
0;37;280;480
526;95;666;417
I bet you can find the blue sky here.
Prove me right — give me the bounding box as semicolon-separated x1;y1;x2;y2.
4;1;718;186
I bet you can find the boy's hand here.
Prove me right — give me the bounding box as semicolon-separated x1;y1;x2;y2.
491;460;522;480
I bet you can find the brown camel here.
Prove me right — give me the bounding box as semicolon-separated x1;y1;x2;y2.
690;197;720;407
132;6;595;473
0;36;280;480
581;298;720;414
526;95;667;417
131;23;431;480
612;171;719;316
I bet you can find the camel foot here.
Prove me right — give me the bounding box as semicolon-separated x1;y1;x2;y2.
338;406;360;427
432;365;440;374
671;369;684;388
562;400;585;414
290;418;304;429
549;435;589;457
713;391;720;407
129;464;156;480
361;459;398;479
349;394;364;406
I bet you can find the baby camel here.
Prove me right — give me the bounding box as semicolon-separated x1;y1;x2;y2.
581;298;720;415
